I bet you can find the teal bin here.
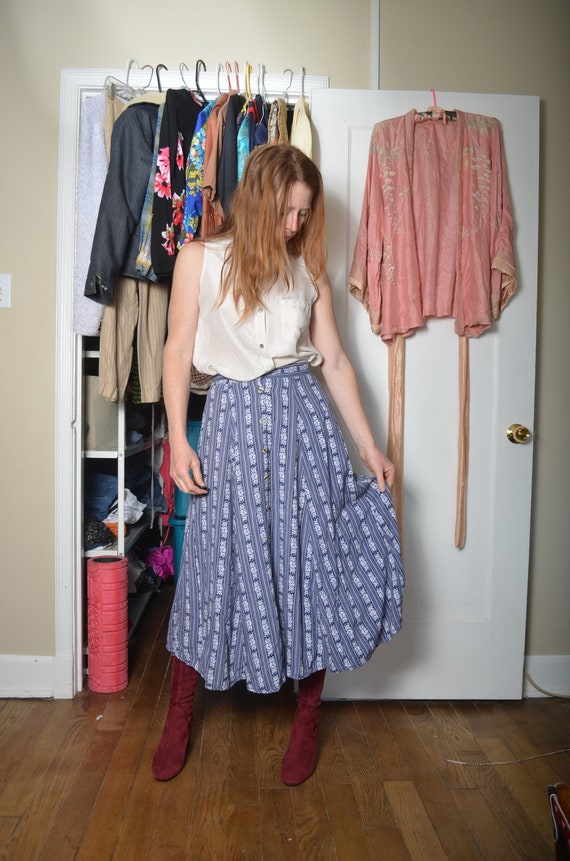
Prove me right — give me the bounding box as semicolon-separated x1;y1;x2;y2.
169;516;186;585
174;420;202;518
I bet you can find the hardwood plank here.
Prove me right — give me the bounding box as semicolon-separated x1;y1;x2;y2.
75;613;174;861
322;782;375;860
476;699;569;753
0;588;169;860
0;700;55;794
198;688;233;781
317;702;352;785
521;697;570;748
177;689;233;858
148;735;199;859
72;760;134;855
149;785;195;859
360;701;410;781
184;780;228;859
383;780;447;861
227;684;261;805
0;699;34;741
451;788;522;861
403;701;481;790
225;802;262;859
0;700;99;860
110;749;168;861
38;825;87;861
455;701;570;790
0;702;87;817
0;816;20;855
290;779;337;861
104;626;187;861
507;699;570;784
381;701;483;860
259;787;298;860
365;826;413;860
477;736;554;856
38;728;121;859
332;701;395;828
459;741;552;860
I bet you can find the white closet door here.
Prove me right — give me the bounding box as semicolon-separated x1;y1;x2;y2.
312;90;539;699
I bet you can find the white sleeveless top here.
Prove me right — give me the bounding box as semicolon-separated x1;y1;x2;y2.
193;238;322;381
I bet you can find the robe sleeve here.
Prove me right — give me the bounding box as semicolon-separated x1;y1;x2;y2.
349;127;384;335
490;120;517;320
459;115;517;337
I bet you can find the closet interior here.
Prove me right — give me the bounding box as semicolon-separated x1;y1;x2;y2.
75;60;329;682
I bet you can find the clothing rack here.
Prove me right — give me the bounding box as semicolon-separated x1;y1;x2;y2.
104;58;329;106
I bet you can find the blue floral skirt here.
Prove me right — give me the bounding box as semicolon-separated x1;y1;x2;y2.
167;362;404;694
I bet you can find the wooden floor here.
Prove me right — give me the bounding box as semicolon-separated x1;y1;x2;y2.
1;582;568;860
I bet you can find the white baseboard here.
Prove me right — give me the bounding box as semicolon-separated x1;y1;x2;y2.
2;652;567;701
0;655;73;699
523;655;570;698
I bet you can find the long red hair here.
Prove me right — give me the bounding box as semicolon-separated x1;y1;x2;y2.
212;143;327;319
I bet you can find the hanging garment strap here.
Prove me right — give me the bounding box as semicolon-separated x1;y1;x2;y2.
455;336;469;549
387;334;405;544
387;332;470;550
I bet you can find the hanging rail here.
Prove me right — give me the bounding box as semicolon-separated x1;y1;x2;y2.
107;59;328;105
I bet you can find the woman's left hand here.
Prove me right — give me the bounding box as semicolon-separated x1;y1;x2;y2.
359;446;395;493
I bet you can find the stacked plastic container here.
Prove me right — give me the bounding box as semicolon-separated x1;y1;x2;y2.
169;420;202;584
87;556;129;692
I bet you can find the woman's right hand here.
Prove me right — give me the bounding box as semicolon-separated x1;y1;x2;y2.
170;439;208;495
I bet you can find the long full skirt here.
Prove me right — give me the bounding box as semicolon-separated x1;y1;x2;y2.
167;362;404;694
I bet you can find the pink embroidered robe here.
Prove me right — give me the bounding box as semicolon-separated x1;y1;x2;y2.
349;109;516;546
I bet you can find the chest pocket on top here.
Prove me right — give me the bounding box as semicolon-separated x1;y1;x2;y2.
279;298;311;340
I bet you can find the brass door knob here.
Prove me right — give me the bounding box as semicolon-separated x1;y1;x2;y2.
506;423;532;444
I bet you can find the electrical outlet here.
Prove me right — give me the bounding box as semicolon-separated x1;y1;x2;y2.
0;274;11;308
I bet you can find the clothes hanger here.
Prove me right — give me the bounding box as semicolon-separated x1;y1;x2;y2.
282;68;294;102
257;64;267;102
104;58;153;101
224;61;240;93
179;62;204;105
415;89;457;123
299;66;306;100
216;63;226;96
179;62;191;89
194;59;207;105
155;63;168;93
257;64;268;122
241;62;254;114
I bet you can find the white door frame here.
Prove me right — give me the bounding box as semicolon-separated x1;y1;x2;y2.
54;70;105;697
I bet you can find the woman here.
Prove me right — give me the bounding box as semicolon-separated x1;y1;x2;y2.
152;144;404;785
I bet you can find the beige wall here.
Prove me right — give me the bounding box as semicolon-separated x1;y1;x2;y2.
0;0;567;662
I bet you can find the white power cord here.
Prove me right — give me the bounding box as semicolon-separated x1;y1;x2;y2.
524;669;570;699
446;748;570;767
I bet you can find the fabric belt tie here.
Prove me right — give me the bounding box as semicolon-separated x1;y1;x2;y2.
387;333;469;550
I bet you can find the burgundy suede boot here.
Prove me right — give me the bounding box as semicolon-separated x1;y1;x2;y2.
152;657;200;781
281;669;326;786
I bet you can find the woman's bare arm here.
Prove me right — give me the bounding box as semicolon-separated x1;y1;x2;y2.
162;241;208;495
309;271;394;492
